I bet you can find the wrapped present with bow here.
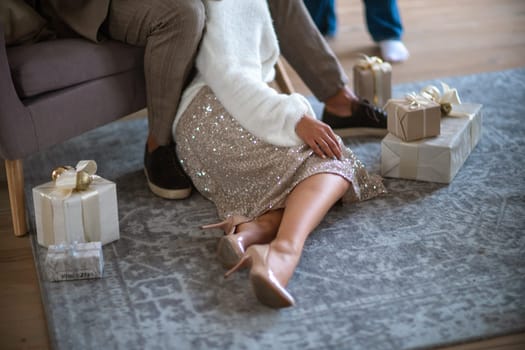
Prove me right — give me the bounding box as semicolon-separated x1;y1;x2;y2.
353;54;392;107
45;241;104;282
380;101;483;183
385;92;442;142
420;82;483;149
32;160;120;247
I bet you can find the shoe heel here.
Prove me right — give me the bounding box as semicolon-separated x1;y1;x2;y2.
224;254;251;278
201;221;226;230
201;217;236;235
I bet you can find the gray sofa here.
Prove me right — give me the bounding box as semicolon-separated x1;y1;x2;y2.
0;23;146;236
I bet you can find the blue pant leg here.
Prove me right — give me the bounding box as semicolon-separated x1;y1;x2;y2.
362;0;403;42
304;0;338;36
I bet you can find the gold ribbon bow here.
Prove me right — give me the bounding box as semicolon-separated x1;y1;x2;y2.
51;160;98;197
404;92;432;110
420;82;461;116
356;54;389;70
357;54;392;106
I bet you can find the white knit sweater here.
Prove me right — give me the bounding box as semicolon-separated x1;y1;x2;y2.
172;0;315;147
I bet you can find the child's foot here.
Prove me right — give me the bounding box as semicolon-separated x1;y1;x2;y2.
379;39;410;63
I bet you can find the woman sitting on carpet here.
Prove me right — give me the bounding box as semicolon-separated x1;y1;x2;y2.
172;0;386;308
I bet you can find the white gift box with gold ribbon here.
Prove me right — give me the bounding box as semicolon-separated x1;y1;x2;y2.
353;55;392;107
32;160;120;247
381;103;483;183
45;241;104;282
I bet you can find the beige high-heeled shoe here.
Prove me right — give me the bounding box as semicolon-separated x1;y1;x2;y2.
225;244;295;308
201;216;249;268
216;234;244;268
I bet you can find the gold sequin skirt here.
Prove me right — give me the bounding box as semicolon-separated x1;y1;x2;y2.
175;86;386;221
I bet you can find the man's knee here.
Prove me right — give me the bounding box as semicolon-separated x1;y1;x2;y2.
151;0;205;37
174;0;206;35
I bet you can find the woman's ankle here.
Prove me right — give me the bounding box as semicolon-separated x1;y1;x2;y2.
270;239;302;258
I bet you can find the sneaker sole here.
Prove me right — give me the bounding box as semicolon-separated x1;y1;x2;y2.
332;127;388;138
144;169;192;199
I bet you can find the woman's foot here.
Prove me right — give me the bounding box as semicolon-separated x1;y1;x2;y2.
214;210;283;268
225;244;296;308
379;39;409;63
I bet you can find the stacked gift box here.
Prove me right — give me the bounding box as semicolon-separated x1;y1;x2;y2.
379;84;483;183
32;160;120;281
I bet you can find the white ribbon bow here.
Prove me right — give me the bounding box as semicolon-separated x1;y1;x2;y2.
420;82;462;116
404;92;432;110
356;54;392;71
51;160;98;198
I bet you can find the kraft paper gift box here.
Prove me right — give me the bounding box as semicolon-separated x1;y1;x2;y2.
32;160;120;247
385;95;442;142
353;55;392;107
381;103;483;183
45;241;104;282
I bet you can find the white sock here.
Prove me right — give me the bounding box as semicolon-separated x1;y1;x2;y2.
379;39;410;63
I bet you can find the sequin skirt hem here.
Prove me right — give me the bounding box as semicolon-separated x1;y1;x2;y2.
175;86;386;220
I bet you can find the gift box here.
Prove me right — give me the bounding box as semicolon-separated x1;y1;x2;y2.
452;103;483;148
33;160;120;247
381;103;483;183
385;95;442;142
353;55;392;107
45;241;104;282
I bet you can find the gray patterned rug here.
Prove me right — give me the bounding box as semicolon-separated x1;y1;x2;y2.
24;68;525;350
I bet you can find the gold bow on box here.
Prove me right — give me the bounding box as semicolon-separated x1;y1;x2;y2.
404;92;433;110
420;82;462;116
51;160;98;197
356;54;391;70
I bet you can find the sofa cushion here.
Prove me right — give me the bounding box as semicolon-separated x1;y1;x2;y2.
7;38;144;98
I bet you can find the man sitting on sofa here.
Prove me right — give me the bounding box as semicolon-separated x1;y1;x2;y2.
4;0;386;200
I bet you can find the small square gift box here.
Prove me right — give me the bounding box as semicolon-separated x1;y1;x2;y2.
381;103;483;183
353;54;392;107
32;160;120;247
385;93;442;142
45;241;104;282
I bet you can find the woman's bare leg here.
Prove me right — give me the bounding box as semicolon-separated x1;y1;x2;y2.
224;173;349;307
268;173;350;284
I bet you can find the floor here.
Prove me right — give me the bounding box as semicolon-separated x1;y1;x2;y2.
1;0;525;348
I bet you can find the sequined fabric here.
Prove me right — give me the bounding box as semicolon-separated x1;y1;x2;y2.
175;86;386;221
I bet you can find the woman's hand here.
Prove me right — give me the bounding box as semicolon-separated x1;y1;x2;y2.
295;116;342;160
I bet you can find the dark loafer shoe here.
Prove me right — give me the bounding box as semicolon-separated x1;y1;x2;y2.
144;143;192;199
322;99;388;137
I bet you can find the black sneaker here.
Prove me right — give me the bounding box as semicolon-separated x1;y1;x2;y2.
144;144;192;199
322;99;388;137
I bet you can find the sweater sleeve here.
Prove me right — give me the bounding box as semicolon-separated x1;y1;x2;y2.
196;0;315;147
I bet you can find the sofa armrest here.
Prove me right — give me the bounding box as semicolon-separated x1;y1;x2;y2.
0;23;37;160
